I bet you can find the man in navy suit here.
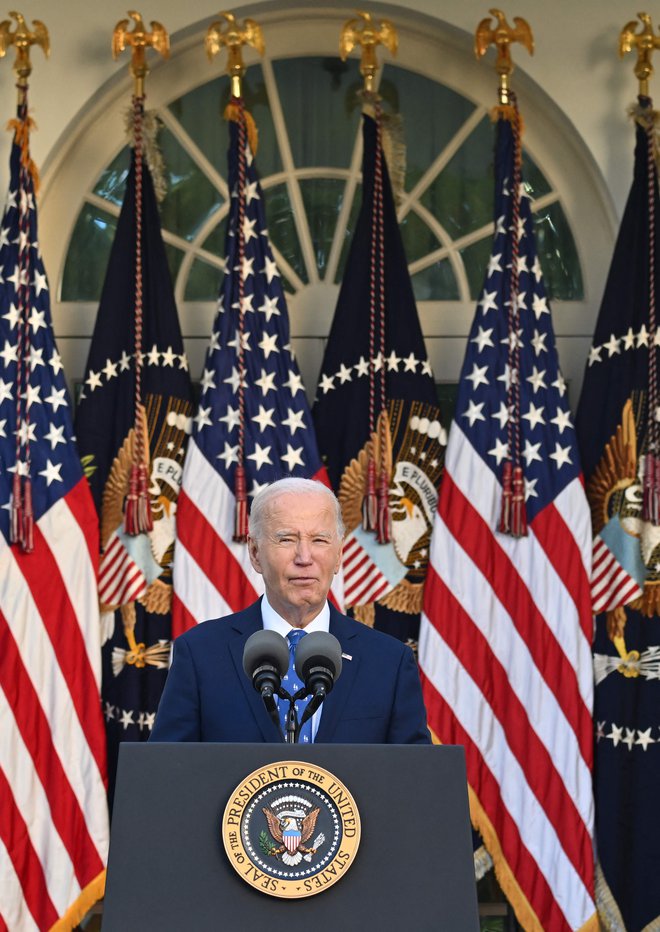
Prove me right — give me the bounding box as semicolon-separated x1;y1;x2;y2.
151;477;430;744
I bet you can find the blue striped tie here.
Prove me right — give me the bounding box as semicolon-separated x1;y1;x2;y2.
280;629;313;743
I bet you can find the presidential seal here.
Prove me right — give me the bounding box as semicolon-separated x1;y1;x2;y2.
222;761;361;898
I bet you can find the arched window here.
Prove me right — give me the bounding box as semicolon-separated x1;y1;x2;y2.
40;7;614;405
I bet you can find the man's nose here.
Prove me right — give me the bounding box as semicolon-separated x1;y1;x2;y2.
294;539;313;562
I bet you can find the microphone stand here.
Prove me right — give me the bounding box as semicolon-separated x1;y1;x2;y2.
277;686;309;743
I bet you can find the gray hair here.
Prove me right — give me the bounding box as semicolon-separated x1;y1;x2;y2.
248;478;345;540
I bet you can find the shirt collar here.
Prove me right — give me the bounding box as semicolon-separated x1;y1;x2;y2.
260;594;330;638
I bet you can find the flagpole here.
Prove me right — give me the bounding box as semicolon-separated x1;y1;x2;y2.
340;12;398;544
112;13;169;537
206;12;264;541
475;10;533;538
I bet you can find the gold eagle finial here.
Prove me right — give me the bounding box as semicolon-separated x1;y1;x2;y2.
619;13;660;96
475;9;533;103
0;11;49;85
112;11;170;97
340;11;398;93
206;12;265;98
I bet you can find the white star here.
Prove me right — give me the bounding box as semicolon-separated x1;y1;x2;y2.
486;253;502;277
2;303;19;329
622;727;636;751
283;371;304;397
223;367;242;393
200;368;216;393
523;440;542;466
39;459;63;486
194;406;213;431
587;345;602;367
282;407;306;435
488;438;509;465
258;295;280;321
522;402;545;429
281;444;304;470
421;359;433;376
119;709;134;730
217;442;239;469
607;724;623;747
549;442;573;469
119;350;132;371
161;346;177;367
497;363;518;390
513;291;527;312
44;386;67;411
526;366;547;394
531;256;543;282
0;418;6;438
495;214;506;235
531;294;549;319
262;256;280;283
636;728;655;750
15;420;37;444
147;345;160;366
28;308;46;333
373;352;384;372
463;400;485;426
402;353;418;372
478;290;498;314
33;270;48;295
603;333;621;357
249;479;269;498
531;329;547;356
500;327;523;351
44;423;66;449
102;357;118;380
255;368;277;395
638;325;649;347
386;351;401;371
227;330;251;353
319;373;335;394
354;356;370;377
242;216;258;243
471;326;494;353
244;181;260;204
258;332;279;359
516;255;528;275
178;354;189;371
337;364;353;384
622;327;636;350
24;384;41;408
552;374;567;397
240;256;255;279
85;369;102;392
247;442;273;470
492;401;509;429
466;363;489;390
0;340;18;367
551;408;572;434
219;405;240;432
524;477;538;500
252;405;275;432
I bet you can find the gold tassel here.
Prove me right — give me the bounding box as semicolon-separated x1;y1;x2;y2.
233;464;249;542
362;458;378;532
509;465;528;537
10;472;22;545
7;115;40;193
498;461;512;534
224;102;259;157
376;465;391;544
22;477;34;553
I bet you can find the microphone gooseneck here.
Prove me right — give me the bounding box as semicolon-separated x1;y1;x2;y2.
294;631;343;728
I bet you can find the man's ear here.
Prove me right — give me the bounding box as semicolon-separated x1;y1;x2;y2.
333;542;343;575
247;535;262;574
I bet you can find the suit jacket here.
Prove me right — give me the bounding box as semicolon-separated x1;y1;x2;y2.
151;600;430;744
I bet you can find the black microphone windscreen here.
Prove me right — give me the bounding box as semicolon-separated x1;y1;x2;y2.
294;632;343;682
243;630;290;679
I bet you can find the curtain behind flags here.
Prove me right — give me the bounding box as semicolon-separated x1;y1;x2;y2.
172;110;341;635
418;111;596;931
312;112;442;645
75;136;195;804
576;101;660;931
0;102;108;929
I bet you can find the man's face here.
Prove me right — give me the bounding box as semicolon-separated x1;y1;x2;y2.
247;490;343;626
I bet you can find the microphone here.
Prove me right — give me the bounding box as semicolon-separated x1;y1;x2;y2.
243;630;289;701
294;632;343;727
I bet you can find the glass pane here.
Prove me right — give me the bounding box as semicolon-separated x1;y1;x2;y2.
460;236;496;299
400;209;440;264
184;258;221;300
382;66;476;191
335;184;362;283
263;183;307;283
61;204;117;301
93;147;130;206
533;201;584;300
202;215;229;260
273;56;363;168
157;126;223;241
523;150;551;199
299;178;349;277
421;114;494;239
411;259;458;300
168;64;281;179
163;242;185;289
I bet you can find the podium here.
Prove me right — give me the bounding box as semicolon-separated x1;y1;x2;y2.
103;743;479;931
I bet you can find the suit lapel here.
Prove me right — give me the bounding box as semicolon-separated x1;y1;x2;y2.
228;600;283;742
314;608;360;743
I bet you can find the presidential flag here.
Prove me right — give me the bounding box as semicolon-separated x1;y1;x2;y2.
418;109;596;930
75;110;195;802
172;106;341;634
576;99;660;931
0;101;109;929
312;110;443;645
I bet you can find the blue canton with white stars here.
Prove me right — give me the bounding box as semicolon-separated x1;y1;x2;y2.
456;118;580;522
0;137;80;542
194;121;323;494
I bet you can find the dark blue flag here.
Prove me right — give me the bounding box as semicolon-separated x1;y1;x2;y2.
75;135;195;805
576;99;660;931
313;111;443;645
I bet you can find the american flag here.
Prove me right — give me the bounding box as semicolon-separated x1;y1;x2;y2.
173;114;342;634
418;114;596;930
0;103;108;929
